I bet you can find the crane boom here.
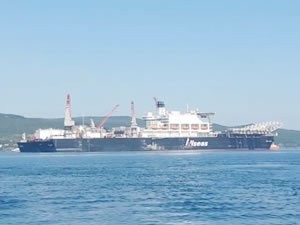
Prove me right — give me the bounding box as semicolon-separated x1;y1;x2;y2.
97;104;120;129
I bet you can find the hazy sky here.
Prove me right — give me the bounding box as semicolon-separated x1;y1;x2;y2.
1;1;299;129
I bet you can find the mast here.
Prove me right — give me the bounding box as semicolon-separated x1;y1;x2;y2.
131;101;138;127
131;101;138;137
64;94;75;130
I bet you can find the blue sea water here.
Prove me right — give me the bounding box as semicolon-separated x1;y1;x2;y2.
0;150;300;225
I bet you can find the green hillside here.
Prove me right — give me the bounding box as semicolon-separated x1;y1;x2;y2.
276;129;300;147
1;113;300;148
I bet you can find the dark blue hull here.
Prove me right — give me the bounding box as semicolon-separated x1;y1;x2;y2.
18;140;56;152
18;134;275;152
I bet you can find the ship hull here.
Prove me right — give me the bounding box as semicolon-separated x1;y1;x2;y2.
18;135;275;152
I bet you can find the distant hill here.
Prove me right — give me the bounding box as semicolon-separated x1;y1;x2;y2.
276;129;300;148
1;113;300;148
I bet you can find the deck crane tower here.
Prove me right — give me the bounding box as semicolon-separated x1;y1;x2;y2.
130;101;139;137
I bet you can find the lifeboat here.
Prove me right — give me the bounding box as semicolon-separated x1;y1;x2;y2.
170;124;179;130
191;124;199;130
181;124;190;130
201;124;208;130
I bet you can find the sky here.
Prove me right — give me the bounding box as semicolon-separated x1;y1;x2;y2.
0;0;299;129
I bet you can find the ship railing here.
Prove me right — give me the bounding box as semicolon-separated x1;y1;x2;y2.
197;132;219;137
229;130;271;135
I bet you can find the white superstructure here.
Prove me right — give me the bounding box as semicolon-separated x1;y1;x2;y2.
141;101;215;138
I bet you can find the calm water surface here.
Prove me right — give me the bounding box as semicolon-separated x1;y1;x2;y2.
1;150;300;225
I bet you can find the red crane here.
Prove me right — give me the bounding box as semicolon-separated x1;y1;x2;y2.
97;104;120;129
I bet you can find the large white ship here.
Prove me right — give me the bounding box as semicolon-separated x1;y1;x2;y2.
18;95;281;152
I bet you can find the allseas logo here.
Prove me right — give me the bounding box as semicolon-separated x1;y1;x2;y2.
185;138;208;147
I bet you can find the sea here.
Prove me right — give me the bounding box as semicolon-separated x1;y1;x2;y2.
0;150;300;225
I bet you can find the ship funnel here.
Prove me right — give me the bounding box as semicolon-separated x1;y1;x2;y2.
64;94;75;130
157;101;166;116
